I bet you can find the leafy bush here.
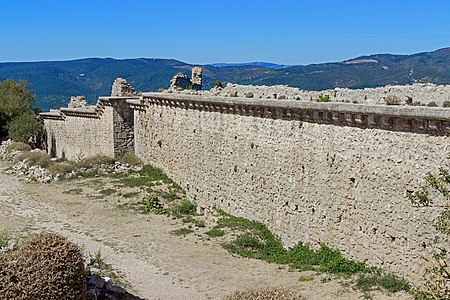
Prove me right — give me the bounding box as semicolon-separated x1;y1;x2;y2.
140;195;165;214
230;91;238;97
224;287;304;300
443;101;450;108
168;201;197;218
384;95;401;105
6;111;43;145
316;94;330;102
0;79;35;138
427;101;438;107
214;80;223;88
16;151;51;168
0;232;86;300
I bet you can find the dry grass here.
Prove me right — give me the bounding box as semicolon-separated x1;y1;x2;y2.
15;151;51;168
224;287;305;300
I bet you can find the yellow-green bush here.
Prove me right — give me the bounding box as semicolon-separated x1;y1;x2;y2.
15;151;51;168
5;142;31;153
0;232;86;300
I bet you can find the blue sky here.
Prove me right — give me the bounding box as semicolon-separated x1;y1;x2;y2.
0;0;449;65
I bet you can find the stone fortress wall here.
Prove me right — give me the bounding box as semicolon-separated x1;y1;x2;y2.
40;77;450;283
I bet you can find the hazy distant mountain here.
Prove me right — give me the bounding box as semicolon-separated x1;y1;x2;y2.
209;62;290;69
0;48;449;110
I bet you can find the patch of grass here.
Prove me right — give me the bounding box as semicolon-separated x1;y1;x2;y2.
117;152;141;165
182;216;205;228
6;142;31;153
159;190;181;202
168;201;197;218
298;275;314;282
99;188;117;196
86;249;127;287
76;155;115;168
47;161;76;175
217;212;366;275
356;273;410;293
205;228;225;237
0;229;10;248
224;287;304;300
139;195;165;214
170;228;194;236
63;188;83;195
15;151;51;167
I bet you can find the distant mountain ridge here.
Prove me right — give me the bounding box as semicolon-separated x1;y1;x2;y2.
209;62;290;69
0;48;449;110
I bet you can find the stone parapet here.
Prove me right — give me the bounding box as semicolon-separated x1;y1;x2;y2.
138;93;450;135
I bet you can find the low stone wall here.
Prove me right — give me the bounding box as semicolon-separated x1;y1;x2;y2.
132;93;450;283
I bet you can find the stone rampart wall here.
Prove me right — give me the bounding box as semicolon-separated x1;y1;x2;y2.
132;93;450;283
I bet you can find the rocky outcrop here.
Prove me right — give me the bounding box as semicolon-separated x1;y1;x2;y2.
111;78;136;97
191;67;202;90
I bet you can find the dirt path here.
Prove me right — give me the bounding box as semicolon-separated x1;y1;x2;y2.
0;162;412;300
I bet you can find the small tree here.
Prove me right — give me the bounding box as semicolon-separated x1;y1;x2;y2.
0;79;35;137
7;111;43;145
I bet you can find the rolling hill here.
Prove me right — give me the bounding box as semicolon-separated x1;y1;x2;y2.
0;48;449;110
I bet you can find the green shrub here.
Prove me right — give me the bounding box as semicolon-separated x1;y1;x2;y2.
0;232;86;300
384;95;401;105
230;91;238;97
245;92;254;98
140;195;165;214
6;111;43;145
427;101;438;107
117;152;141;165
0;230;10;249
15;151;51;168
224;287;304;300
443;101;450;108
316;94;330;102
214;80;223;88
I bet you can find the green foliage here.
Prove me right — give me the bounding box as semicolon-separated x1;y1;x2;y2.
86;249;126;287
298;275;314;282
139;195;165;214
117;151;141;165
0;79;35;137
5;142;31;153
0;230;10;249
15;151;51;168
245;92;254;98
0;232;86;300
316;94;330;102
6;111;43;144
205;228;225;237
443;101;450;108
356;273;410;293
230;91;238;97
168;201;197;218
214;79;223;88
217;212;366;275
408;156;449;298
427;101;438;107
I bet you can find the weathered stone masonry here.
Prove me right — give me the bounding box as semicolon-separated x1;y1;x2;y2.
41;92;450;283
